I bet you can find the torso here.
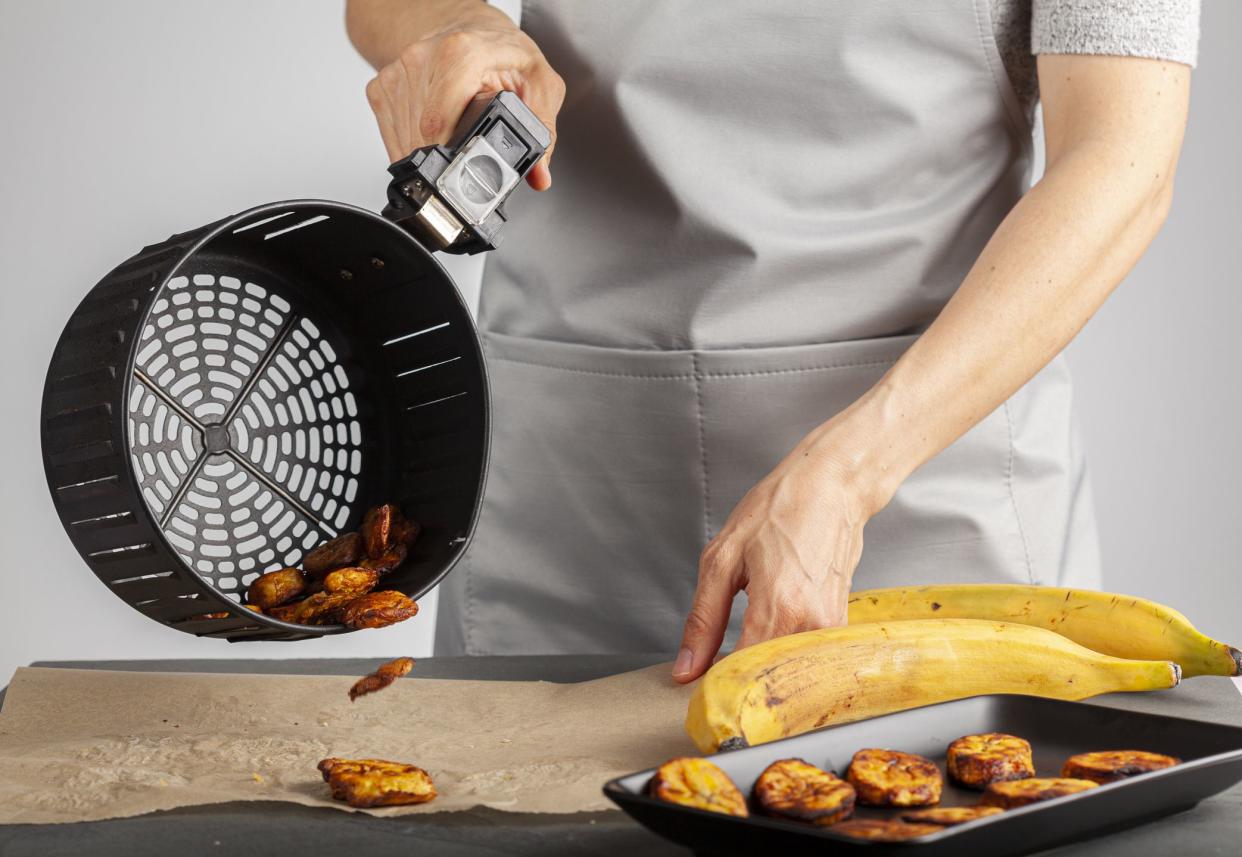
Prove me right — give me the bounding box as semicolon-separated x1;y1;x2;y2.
434;0;1100;656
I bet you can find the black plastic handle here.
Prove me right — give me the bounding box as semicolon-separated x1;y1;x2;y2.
382;91;550;255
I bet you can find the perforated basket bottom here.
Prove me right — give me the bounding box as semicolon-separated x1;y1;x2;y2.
128;271;361;601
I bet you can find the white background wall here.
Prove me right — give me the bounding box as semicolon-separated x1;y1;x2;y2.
1;1;1237;684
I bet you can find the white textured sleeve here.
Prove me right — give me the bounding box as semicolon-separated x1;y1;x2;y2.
1032;0;1200;67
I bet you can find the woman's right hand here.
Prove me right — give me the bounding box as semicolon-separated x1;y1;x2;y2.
361;3;565;189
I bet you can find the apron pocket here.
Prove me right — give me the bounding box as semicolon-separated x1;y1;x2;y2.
696;333;1032;589
447;332;705;655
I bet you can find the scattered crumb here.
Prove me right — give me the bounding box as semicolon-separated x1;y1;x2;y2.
252;773;263;783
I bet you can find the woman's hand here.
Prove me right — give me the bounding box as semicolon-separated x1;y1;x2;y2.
348;0;565;188
671;423;886;684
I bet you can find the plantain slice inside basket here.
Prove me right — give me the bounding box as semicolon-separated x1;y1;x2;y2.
980;777;1098;808
946;732;1035;789
831;819;944;841
340;590;420;630
901;805;1005;826
647;758;749;817
846;748;942;807
318;757;436;808
360;543;408;576
753;758;855;825
302;532;363;577
246;567;306;610
321;567;381;596
1061;750;1181;784
268;591;358;625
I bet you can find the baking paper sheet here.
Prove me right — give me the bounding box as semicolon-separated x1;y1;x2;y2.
0;664;695;824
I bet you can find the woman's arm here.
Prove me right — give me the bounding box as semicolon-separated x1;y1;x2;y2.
673;54;1191;683
345;0;564;187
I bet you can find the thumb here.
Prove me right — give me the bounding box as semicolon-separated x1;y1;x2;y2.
526;158;553;191
672;543;739;683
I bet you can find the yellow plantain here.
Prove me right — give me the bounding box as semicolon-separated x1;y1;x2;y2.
847;585;1240;678
685;619;1180;753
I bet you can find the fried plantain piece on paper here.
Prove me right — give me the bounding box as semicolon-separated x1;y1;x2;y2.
901;805;1005;826
980;777;1098;808
317;757;436;807
846;748;943;807
246;567;306;610
947;733;1035;789
831;819;943;841
340;590;419;630
349;656;415;702
302;532;363;577
647;757;749;817
753;758;855;825
1061;750;1180;784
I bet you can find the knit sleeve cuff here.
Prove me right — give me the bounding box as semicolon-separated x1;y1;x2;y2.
1032;0;1200;67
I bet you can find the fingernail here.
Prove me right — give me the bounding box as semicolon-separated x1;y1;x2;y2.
672;647;694;677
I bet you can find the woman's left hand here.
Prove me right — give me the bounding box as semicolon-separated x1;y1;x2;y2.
671;427;883;683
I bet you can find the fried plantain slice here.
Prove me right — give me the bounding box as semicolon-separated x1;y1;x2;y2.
361;504;396;559
392;514;420;549
980;777;1098;808
901;805;1005;826
753;758;855;825
246;567;306;610
268;591;357;625
947;733;1035;789
647;757;749;817
317;757;436;808
322;567;381;596
1061;750;1180;784
360;543;408;576
349;656;415;702
831;819;942;841
340;590;420;630
846;749;943;807
303;532;363;577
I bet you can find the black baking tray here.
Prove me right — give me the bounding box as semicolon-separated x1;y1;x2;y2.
603;695;1242;856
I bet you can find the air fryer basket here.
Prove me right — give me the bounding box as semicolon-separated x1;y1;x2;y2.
41;200;489;641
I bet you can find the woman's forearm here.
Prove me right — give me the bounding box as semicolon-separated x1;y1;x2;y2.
813;55;1191;513
346;0;500;69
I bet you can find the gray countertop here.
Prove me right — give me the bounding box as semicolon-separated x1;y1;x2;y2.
0;655;1238;857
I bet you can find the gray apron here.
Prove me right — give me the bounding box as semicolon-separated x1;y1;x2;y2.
435;0;1101;655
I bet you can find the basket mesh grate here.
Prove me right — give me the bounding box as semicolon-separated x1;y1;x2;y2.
127;273;362;597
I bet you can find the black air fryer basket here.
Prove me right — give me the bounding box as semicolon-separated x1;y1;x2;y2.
40;200;489;641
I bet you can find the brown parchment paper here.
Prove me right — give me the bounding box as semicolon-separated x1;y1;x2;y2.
0;664;696;824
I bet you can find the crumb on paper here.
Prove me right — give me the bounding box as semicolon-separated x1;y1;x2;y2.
252;773;263;783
